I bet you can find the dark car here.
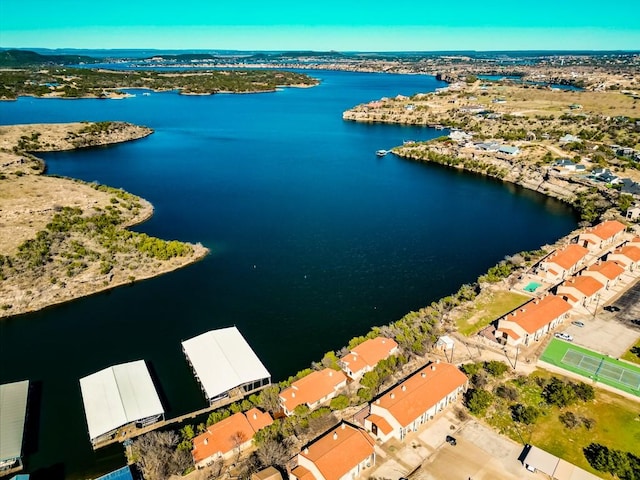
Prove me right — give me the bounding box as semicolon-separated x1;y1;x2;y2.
445;435;457;445
604;305;621;312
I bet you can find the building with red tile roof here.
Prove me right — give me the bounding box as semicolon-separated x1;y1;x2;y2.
192;408;273;467
279;369;347;416
582;260;626;290
290;423;375;480
365;362;468;442
607;245;640;272
578;220;626;251
556;275;604;307
495;295;572;346
339;337;399;380
536;244;589;282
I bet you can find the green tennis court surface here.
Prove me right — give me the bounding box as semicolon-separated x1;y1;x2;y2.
540;339;640;397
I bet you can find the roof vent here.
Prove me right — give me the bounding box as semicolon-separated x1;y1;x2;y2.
291;392;295;398
304;447;309;454
401;385;407;392
390;393;395;399
431;365;436;371
204;438;208;445
375;399;381;404
341;423;346;430
329;371;333;376
436;359;440;364
333;432;338;440
253;412;257;420
421;372;426;378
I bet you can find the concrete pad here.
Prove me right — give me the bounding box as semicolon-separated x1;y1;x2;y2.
369;458;410;479
397;442;429;469
417;415;458;450
562;314;640;357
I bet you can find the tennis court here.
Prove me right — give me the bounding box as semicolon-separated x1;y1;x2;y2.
541;339;640;396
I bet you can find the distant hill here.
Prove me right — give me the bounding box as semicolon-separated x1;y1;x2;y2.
0;49;98;67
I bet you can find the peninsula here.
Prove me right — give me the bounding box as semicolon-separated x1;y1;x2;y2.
0;121;208;318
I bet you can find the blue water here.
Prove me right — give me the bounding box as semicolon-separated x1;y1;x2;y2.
0;70;578;479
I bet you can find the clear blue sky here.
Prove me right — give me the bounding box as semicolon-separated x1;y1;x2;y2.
2;0;639;51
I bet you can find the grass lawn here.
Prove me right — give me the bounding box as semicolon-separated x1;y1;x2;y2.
540;339;640;397
456;290;529;336
483;370;640;478
621;339;640;365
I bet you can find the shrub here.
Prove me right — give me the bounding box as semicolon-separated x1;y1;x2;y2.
465;389;493;415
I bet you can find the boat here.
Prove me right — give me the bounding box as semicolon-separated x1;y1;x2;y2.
376;149;388;157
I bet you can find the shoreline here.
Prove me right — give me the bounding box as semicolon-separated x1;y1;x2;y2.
0;121;210;319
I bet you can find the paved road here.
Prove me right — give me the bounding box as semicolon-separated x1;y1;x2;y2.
611;278;640;326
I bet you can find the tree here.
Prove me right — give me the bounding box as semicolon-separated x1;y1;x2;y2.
329;394;350;411
559;411;580;429
129;431;192;480
543;377;577;407
510;404;539;424
256;437;293;469
573;382;595;402
484;360;509;377
257;385;281;414
495;384;518;401
464;389;493;415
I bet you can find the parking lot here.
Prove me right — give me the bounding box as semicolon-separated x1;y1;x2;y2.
558;290;640;358
412;421;545;480
369;410;545;480
610;278;640;327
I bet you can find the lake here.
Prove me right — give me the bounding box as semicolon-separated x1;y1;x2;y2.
0;70;578;479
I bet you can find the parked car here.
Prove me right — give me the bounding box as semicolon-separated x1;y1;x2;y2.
571;321;585;327
555;332;573;341
445;435;457;446
604;305;621;312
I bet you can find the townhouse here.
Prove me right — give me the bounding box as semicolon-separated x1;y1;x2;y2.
339;337;399;380
279;369;347;416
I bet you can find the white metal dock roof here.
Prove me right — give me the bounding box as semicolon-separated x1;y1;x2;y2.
182;326;271;400
79;360;164;441
0;380;29;462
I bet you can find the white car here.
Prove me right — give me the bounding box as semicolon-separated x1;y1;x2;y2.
555;332;573;341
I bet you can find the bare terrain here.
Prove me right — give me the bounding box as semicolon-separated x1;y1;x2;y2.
0;122;208;318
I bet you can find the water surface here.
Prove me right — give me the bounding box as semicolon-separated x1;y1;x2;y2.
0;70;578;479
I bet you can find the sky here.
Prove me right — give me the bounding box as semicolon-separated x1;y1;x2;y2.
1;0;639;51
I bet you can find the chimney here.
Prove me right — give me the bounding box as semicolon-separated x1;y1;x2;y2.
431;365;436;371
204;438;208;445
253;412;257;420
436;359;440;364
341;423;346;430
401;385;407;392
333;432;338;440
304;447;309;454
292;392;295;398
421;372;426;378
375;399;381;404
329;371;333;377
390;393;395;399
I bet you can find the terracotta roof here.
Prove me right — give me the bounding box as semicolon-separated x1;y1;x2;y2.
588;220;626;240
505;295;572;334
560;276;604;297
280;368;347;413
290;465;315;480
251;466;283;480
374;363;468;428
587;261;625;280
340;352;367;376
614;245;640;262
192;410;273;463
561;293;579;303
299;423;375;480
245;407;273;432
546;244;589;270
365;413;393;435
340;337;398;375
497;328;520;340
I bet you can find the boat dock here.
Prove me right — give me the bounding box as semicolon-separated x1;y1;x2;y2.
91;385;260;450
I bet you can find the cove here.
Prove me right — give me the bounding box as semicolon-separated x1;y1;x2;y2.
0;70;578;479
